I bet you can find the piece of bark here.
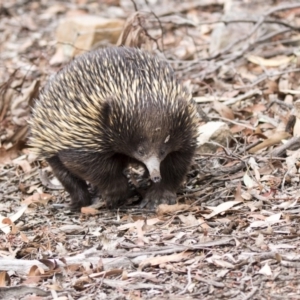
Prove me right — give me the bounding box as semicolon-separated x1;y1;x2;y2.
0;286;49;298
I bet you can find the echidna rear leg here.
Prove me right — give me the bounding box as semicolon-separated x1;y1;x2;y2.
141;151;194;209
47;155;91;211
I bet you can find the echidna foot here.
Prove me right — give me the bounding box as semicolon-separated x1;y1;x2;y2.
140;188;176;209
103;193;127;209
69;189;92;212
102;183;132;209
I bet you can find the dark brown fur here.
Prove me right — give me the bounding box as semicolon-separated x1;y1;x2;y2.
30;47;198;210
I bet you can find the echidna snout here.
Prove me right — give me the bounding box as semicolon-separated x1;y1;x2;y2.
143;155;162;183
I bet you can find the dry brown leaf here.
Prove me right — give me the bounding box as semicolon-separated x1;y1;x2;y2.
241;192;252;201
222;90;240;98
258;263;272;276
26;184;41;194
28;265;45;276
248;214;282;230
127;271;158;282
2;218;18;234
197;217;210;230
24;266;43;284
243;172;257;189
249;131;291;153
247;55;293;67
156;204;191;216
45;283;63;292
58;225;84;234
13;159;32;173
249;214;266;221
140;251;192;268
44;3;66;15
122;269;128;280
230;124;248;134
178;213;199;226
0;271;10;287
20;232;30;243
39;259;57;271
49;47;68;66
255;233;265;247
213;259;235;269
135;219;147;246
0;205;28;234
213;100;234;120
294;119;300;137
204;201;243;219
0;146;19;165
81;206;99;215
249;157;260;181
77;269;123;283
234;182;243;202
117;12;152;50
22;193;53;206
128;291;142;300
265;213;282;222
118;217;161;231
252;103;267;112
23;295;44;300
264;80;279;94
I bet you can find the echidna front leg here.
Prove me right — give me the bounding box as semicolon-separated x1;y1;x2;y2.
141;151;194;209
47;155;91;211
94;154;132;208
58;151;131;209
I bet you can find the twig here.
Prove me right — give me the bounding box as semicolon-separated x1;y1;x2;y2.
189;3;300;78
243;286;259;300
177;267;192;295
271;136;300;157
266;99;293;111
257;28;290;44
155;0;223;17
193;89;261;105
214;15;264;58
224;89;262;106
195;15;300;32
212;116;255;130
235;68;300;90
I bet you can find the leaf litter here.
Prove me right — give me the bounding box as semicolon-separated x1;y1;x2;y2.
2;0;300;299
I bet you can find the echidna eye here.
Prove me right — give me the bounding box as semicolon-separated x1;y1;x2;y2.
160;149;166;156
138;148;145;156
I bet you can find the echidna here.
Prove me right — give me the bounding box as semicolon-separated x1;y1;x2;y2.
29;47;198;210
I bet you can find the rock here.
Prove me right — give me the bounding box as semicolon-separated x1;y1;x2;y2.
51;15;124;64
196;121;232;154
